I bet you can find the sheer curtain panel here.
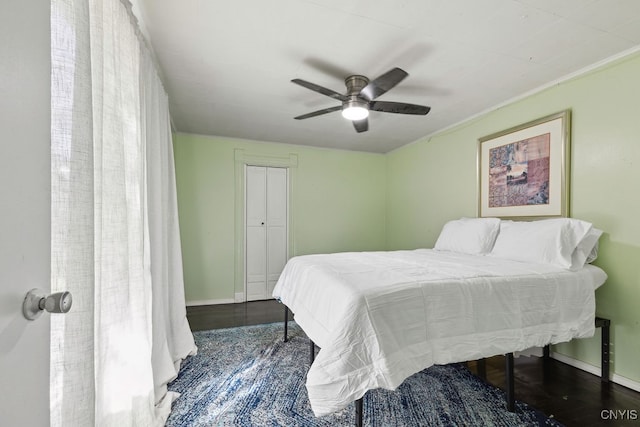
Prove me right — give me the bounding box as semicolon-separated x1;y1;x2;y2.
51;1;196;426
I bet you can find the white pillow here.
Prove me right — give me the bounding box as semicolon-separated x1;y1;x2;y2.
490;218;593;269
570;228;603;270
434;217;501;255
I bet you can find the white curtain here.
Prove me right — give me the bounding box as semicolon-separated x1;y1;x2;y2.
50;0;196;425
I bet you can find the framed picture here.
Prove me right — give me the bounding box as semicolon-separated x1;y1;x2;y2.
478;110;571;219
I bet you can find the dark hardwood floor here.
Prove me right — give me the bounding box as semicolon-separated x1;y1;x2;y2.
187;300;640;427
187;299;285;331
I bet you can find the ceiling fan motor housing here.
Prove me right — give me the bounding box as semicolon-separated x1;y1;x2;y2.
343;97;369;111
345;75;370;96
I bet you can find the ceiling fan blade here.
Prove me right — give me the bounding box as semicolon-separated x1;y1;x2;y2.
359;67;408;100
352;118;368;133
294;105;342;120
291;79;348;102
370;101;430;115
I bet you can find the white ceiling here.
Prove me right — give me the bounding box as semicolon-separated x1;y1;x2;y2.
134;0;640;153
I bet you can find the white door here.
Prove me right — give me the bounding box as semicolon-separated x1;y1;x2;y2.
245;166;288;301
0;1;51;425
246;166;268;300
266;167;288;297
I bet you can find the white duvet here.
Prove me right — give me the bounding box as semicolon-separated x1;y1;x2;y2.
272;249;607;417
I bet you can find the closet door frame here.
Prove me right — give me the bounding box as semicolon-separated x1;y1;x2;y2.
234;149;298;302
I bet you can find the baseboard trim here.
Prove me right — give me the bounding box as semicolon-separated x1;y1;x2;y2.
550;351;640;392
234;292;245;303
186;298;235;306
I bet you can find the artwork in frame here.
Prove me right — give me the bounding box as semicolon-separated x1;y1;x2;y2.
478;110;571;219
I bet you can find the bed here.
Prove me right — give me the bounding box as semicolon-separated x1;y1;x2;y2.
272;217;607;419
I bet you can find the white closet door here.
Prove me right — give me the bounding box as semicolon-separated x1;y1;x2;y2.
266;167;288;297
246;166;267;300
245;166;288;301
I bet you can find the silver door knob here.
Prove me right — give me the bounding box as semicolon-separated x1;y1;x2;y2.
23;288;73;320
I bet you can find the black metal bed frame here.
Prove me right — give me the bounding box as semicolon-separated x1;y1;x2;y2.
283;305;611;426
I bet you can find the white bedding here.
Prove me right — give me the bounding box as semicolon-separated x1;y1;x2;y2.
272;249;607;416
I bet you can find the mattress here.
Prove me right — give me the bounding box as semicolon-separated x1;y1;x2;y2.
272;249;607;416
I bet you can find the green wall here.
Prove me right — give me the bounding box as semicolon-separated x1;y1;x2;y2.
173;134;386;303
386;51;640;385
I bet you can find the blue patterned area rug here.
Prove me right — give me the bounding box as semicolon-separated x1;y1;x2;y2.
167;322;562;426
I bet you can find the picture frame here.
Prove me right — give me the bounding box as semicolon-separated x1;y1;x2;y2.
478;110;571;219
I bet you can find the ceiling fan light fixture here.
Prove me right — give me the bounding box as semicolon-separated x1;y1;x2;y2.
342;97;369;121
341;106;369;121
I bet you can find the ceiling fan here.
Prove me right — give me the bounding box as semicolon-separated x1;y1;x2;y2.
291;67;430;133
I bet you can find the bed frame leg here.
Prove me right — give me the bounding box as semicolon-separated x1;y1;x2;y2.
310;339;315;365
596;317;611;382
477;358;487;380
355;397;363;427
283;305;289;342
543;345;550;359
505;353;515;412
